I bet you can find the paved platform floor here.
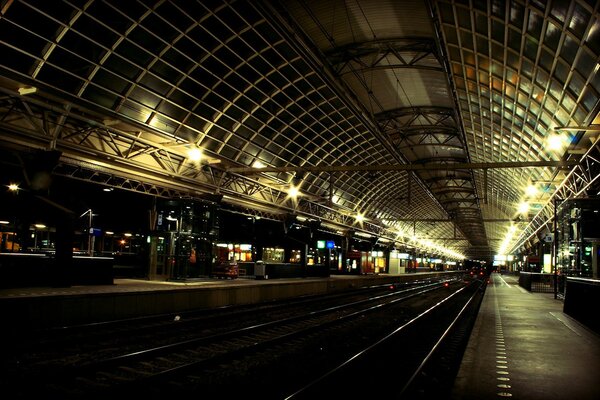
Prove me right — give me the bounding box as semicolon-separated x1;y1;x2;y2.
0;276;326;298
452;272;600;400
0;272;438;299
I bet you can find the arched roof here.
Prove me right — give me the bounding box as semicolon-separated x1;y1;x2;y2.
0;0;599;261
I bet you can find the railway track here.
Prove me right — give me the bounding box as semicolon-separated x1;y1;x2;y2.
2;277;438;365
1;275;482;399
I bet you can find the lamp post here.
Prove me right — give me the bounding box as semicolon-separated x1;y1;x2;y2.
80;209;94;256
553;197;561;299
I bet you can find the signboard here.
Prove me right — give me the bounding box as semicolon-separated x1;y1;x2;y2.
326;240;335;249
89;228;102;237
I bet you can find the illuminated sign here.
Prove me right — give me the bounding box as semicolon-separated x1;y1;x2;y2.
317;240;325;249
326;240;335;249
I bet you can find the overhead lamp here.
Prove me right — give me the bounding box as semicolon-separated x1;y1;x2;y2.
355;213;364;223
252;160;266;168
18;86;37;95
525;184;538;197
546;134;566;151
518;202;530;214
187;147;202;162
8;183;19;192
288;185;299;198
355;231;371;238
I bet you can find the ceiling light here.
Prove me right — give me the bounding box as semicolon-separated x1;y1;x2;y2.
18;86;37;95
525;185;538;197
546;133;566;151
252;160;266;168
517;202;530;214
187;147;202;162
355;213;364;223
288;185;299;198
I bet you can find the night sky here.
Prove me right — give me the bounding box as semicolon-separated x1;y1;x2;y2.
1;164;153;235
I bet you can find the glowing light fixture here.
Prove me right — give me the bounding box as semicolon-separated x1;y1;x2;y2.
525;184;538;197
498;225;518;255
252;160;266;168
288;185;299;198
187;147;202;162
8;183;19;191
355;213;364;223
517;202;530;214
547;133;566;151
34;224;46;229
18;86;37;95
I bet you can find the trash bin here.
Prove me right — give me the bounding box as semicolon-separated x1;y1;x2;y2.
255;260;267;279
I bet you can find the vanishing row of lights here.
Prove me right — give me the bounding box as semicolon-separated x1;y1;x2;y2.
498;182;545;255
498;130;572;255
5;129;571;258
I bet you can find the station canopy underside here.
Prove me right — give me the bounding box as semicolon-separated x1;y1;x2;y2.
1;0;599;261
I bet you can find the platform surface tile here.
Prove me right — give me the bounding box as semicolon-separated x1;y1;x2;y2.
452;272;600;400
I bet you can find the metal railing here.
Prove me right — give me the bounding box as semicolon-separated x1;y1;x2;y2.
518;272;566;299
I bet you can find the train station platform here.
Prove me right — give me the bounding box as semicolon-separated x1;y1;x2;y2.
452;272;600;400
0;272;451;333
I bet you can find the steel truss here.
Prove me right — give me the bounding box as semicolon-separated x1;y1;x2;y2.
510;141;600;253
0;91;436;253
